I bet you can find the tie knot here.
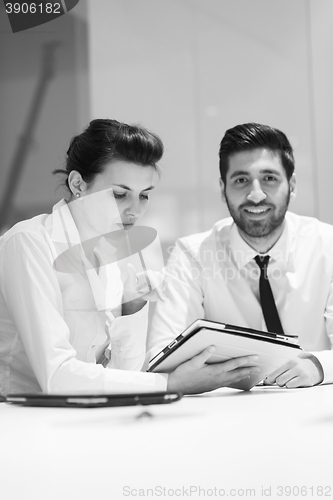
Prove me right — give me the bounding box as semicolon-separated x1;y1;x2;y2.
254;255;270;270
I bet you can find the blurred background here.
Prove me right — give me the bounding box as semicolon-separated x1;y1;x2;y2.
1;0;333;259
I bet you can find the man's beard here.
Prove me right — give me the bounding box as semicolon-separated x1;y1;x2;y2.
225;191;290;238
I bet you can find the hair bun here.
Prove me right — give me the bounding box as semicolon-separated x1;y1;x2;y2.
67;135;80;156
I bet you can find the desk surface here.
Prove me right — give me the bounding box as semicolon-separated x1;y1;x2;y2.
1;385;333;500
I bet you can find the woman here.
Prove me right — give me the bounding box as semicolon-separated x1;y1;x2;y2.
0;119;259;395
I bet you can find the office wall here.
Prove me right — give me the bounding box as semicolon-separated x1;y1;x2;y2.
308;0;333;222
0;0;89;231
1;0;332;239
87;0;333;250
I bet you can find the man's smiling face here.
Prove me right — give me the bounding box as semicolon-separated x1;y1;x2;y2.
222;148;296;250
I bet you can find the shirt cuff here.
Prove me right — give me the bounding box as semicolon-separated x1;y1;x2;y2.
310;350;333;384
109;302;149;359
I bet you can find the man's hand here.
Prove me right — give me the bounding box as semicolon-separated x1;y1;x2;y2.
264;353;324;388
167;346;260;395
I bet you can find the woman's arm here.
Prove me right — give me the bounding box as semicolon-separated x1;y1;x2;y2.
0;232;260;395
0;232;166;393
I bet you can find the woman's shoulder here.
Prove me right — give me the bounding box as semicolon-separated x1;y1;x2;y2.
0;213;50;249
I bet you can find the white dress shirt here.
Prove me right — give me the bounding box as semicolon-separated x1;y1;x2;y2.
148;212;333;384
0;200;167;395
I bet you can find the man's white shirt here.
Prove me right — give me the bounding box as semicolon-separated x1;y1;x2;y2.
148;212;333;384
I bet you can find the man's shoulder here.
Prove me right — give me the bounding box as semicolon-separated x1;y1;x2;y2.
176;217;233;257
286;211;333;239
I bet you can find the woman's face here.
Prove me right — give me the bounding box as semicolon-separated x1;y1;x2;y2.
84;160;159;230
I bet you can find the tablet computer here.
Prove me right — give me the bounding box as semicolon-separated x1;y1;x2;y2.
5;391;182;408
148;319;302;391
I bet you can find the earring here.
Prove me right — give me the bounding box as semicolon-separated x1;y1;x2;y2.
75;192;80;198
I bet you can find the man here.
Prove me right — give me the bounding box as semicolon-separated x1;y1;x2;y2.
149;123;333;388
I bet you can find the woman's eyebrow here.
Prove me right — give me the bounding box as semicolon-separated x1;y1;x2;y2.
112;184;155;191
112;184;131;190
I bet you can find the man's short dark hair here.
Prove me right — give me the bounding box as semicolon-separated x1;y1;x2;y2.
219;123;295;184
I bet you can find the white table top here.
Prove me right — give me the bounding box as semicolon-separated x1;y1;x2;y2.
1;385;333;500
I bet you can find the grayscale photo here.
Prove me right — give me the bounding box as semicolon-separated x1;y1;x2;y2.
1;1;332;499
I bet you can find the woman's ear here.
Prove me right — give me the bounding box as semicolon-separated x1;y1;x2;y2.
68;171;87;197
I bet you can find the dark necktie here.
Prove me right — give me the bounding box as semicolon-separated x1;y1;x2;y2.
254;255;284;335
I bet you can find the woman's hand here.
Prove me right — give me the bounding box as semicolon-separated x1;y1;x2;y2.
122;263;166;315
123;263;166;302
167;346;260;394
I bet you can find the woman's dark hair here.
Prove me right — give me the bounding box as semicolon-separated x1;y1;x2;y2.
219;123;295;184
53;119;164;192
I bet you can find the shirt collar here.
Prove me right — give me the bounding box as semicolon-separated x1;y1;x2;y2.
229;212;295;271
46;199;85;274
48;200;121;315
49;199;82;247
